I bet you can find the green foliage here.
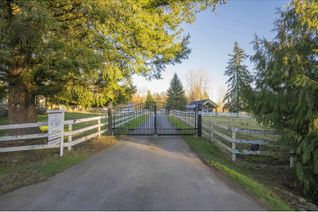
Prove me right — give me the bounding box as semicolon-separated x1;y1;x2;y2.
223;42;251;113
0;0;223;118
145;90;155;109
244;0;318;203
166;73;188;110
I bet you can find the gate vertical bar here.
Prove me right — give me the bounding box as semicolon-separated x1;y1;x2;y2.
108;102;113;135
197;103;202;137
154;103;157;135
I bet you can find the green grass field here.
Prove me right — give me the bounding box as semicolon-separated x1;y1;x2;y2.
167;115;294;210
0;112;106;135
184;136;292;210
117;114;149;130
0;136;116;195
167;115;189;128
203;116;268;130
202;116;289;160
0;111;105;126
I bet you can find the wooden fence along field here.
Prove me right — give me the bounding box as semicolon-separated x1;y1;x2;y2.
0;110;144;156
202;112;251;118
1;108;290;164
172;110;290;164
0;115;106;155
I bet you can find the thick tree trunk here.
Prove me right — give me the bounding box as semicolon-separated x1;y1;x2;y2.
7;82;39;135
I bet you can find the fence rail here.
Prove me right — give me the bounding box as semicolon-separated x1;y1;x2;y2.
172;110;289;163
0;111;136;155
202;112;251;118
202;120;288;162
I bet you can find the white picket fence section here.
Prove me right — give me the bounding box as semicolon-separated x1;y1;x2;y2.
0;111;139;155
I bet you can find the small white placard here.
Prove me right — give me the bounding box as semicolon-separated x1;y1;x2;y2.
48;111;64;146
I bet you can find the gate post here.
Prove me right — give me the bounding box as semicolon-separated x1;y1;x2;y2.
107;102;113;135
197;104;202;137
154;103;157;135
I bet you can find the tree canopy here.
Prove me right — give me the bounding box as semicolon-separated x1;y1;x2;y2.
166;73;187;110
145;90;154;108
0;0;223;124
223;42;251;113
186;69;210;102
244;0;318;203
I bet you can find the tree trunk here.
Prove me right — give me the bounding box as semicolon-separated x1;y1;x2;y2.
7;82;39;135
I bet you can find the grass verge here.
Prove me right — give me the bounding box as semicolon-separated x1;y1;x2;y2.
117;114;149;130
0;136;116;195
183;136;292;211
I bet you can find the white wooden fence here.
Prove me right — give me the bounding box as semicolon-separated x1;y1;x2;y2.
0;110;143;155
202;120;280;162
0;115;107;154
171;110;288;163
203;112;251;118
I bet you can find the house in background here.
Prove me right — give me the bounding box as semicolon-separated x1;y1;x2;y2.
186;99;218;112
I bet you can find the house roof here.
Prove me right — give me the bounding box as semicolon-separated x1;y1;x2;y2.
186;99;218;108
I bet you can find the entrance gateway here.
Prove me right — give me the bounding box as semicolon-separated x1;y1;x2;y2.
111;102;202;136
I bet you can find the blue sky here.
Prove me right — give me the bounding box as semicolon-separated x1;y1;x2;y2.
133;0;290;101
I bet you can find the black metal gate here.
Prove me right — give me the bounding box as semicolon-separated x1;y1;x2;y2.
112;102;197;136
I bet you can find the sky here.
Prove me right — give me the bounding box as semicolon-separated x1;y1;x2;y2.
132;0;291;101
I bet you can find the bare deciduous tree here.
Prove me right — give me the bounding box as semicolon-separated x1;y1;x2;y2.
186;69;211;101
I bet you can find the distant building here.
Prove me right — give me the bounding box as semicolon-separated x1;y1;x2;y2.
186;99;218;112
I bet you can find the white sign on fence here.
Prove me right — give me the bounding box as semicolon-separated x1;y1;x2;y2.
48;110;65;156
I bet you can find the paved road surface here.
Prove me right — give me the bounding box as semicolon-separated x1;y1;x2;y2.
0;116;263;210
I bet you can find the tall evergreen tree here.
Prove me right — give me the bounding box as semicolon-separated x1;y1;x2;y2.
145;90;154;108
244;0;318;203
166;73;187;110
223;42;251;113
0;0;222;125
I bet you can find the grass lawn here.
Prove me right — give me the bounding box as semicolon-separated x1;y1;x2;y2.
202;116;290;163
117;114;149;130
0;111;105;126
184;136;292;211
0;136;116;195
167;115;190;128
167;115;302;210
203;116;268;130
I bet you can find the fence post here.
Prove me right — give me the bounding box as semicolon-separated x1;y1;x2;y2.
98;117;101;139
67;123;72;151
231;129;236;162
197;104;202;137
154;103;157;135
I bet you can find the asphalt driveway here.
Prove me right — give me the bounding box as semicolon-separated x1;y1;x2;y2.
0;134;263;210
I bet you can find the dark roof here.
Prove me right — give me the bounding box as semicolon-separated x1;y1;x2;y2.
187;99;218;108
